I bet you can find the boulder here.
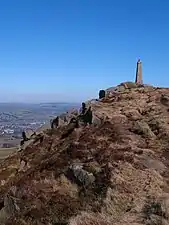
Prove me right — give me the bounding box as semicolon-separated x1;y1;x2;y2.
123;109;142;121
120;81;138;89
132;121;155;138
160;94;169;106
83;162;102;175
92;115;102;127
67;164;95;187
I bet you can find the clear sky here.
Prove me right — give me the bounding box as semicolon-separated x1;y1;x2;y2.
0;0;169;103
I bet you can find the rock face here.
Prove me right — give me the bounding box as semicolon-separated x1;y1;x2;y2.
66;164;95;187
51;109;79;128
106;81;146;96
1;85;169;224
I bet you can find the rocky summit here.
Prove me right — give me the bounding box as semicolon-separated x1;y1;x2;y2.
1;85;169;224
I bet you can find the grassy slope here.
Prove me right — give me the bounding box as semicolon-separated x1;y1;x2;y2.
0;147;18;160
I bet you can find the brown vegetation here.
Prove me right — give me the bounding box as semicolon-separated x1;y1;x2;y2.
0;86;169;224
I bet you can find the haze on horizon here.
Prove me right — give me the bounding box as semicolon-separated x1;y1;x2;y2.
0;92;83;104
0;0;169;103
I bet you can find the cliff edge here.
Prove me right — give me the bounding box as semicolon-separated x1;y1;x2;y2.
0;85;169;224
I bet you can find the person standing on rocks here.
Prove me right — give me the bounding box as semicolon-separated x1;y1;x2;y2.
79;102;87;114
51;116;59;129
86;106;93;125
80;106;93;126
20;131;29;146
99;90;106;99
22;131;29;141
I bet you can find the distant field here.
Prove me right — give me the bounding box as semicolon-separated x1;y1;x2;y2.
0;135;20;150
0;147;18;160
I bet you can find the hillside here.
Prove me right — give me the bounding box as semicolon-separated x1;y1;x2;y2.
0;85;169;224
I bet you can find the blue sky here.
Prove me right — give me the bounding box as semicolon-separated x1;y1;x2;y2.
0;0;169;102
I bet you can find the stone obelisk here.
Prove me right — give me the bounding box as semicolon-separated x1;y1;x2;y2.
135;59;143;84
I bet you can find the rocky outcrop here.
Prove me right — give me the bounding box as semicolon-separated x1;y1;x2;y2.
1;85;169;224
66;163;95;187
50;109;79;129
106;81;146;96
160;94;169;106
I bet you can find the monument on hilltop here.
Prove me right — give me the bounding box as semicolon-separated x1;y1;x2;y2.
135;59;143;84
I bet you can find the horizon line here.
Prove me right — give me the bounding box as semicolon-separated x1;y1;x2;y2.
0;101;81;104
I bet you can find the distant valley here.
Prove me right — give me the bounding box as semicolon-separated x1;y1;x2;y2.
0;102;80;149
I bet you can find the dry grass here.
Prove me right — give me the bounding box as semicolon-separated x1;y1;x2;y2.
0;87;169;224
0;147;18;160
69;212;113;225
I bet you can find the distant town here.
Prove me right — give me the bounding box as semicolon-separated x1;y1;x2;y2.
0;102;80;148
